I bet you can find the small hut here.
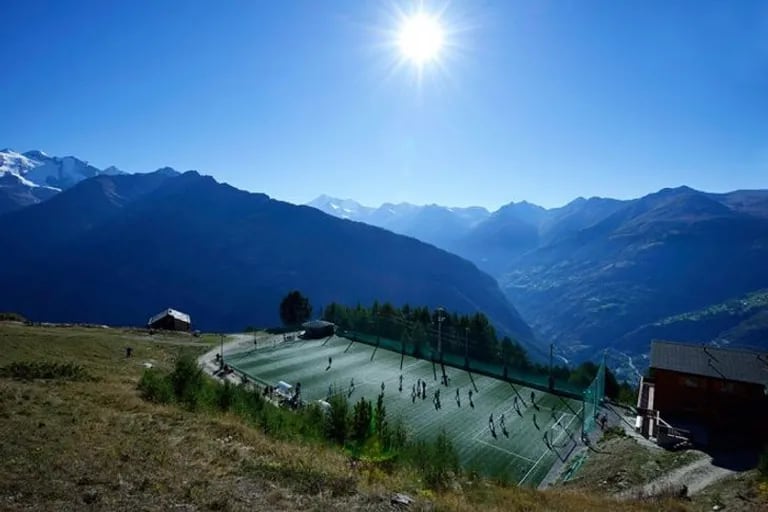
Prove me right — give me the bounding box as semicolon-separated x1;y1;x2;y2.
301;320;335;339
147;308;191;331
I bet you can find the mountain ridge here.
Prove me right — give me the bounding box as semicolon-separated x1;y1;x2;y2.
0;148;130;214
0;171;536;353
306;188;768;361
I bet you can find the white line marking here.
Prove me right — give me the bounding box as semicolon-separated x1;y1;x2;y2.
518;404;583;486
472;438;538;463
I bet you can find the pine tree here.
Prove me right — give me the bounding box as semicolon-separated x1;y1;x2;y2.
279;290;312;326
351;397;372;446
374;392;388;442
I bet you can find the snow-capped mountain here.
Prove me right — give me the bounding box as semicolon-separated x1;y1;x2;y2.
306;194;374;220
0;149;126;214
0;149;123;190
305;195;491;249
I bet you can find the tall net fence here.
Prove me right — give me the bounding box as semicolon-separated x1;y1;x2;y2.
582;357;605;434
338;327;586;399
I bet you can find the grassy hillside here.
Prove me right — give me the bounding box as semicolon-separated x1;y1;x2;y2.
617;290;768;357
0;322;704;511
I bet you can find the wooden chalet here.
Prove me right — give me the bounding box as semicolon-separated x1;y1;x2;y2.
636;340;768;448
147;308;191;332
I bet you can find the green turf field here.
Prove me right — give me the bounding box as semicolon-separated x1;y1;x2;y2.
225;335;583;487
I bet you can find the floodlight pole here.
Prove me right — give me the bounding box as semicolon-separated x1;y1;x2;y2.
464;327;469;369
436;307;445;362
549;343;554;390
549;344;553;372
220;333;224;369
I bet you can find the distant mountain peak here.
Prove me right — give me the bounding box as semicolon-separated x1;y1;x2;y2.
102;165;125;175
656;185;698;196
22;150;50;160
310;193;335;203
0;148;146;214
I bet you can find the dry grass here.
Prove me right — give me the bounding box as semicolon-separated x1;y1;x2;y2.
689;472;768;512
0;322;693;511
559;432;702;495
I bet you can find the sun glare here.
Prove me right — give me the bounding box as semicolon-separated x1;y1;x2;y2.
397;13;444;65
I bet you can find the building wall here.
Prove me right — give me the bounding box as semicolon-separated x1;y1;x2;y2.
304;324;335;339
149;315;191;332
652;368;767;429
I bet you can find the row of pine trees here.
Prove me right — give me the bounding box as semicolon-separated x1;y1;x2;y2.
322;301;532;368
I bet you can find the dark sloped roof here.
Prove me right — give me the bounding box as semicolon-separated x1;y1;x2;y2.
148;308;191;325
650;340;768;386
302;320;335;329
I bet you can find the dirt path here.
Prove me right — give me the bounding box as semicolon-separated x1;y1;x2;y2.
617;455;736;499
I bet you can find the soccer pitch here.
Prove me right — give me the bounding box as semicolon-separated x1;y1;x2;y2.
225;335;583;487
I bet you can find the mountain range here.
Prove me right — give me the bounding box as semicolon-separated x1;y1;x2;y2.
308;188;768;369
4;147;767;374
307;195;490;250
498;187;768;362
0;159;534;352
0;149;124;215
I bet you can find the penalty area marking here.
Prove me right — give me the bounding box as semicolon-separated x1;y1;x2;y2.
471;438;537;464
518;405;582;486
469;418;540;464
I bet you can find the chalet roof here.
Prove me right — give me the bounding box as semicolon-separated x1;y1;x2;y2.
302;320;335;329
148;308;191;326
650;340;768;387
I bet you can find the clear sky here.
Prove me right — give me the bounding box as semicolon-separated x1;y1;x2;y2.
1;1;766;209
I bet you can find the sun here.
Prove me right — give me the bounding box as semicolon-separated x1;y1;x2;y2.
397;13;444;65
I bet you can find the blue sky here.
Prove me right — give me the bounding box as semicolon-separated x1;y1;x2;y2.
1;1;766;209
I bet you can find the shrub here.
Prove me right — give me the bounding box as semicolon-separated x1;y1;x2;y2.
232;385;266;420
616;382;638;406
603;425;626;440
374;392;388;441
428;429;460;489
387;420;408;452
759;445;768;479
137;369;173;404
351;397;372;446
0;312;27;322
215;380;236;411
0;361;91;381
402;429;460;490
169;354;205;409
325;392;350;445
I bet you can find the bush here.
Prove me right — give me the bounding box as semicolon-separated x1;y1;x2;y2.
137;369;174;404
232;385;266;420
133;354;467;489
0;361;91;381
215;380;236;411
428;429;460;489
603;425;626;440
351;397;372;446
0;312;27;322
387;420;408;453
325;393;350;445
402;429;460;490
169;354;205;409
759;445;768;479
616;382;637;406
